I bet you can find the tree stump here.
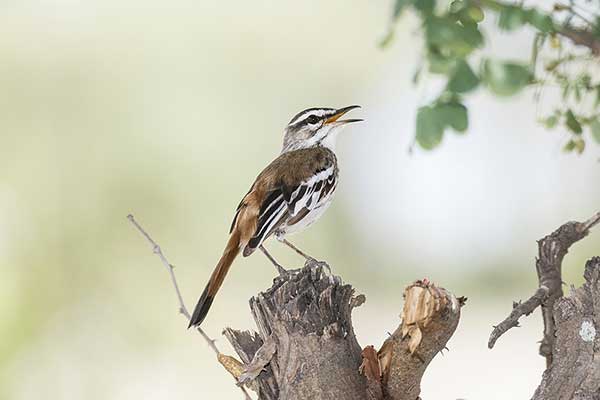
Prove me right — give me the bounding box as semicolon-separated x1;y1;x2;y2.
223;263;463;400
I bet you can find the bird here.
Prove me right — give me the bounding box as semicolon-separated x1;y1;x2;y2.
188;105;362;328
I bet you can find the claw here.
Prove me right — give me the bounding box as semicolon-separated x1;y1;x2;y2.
276;264;288;276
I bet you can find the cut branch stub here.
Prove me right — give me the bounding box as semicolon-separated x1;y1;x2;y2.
379;280;464;400
225;262;367;400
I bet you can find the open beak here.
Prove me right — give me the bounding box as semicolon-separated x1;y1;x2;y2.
324;105;363;125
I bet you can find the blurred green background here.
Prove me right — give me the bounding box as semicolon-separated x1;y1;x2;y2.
1;1;599;399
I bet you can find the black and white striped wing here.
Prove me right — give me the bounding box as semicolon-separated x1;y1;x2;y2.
242;165;337;255
283;165;337;223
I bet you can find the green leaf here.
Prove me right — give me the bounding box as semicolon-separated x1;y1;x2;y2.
466;6;485;23
574;138;586;154
590;118;600;144
562;82;571;100
574;85;582;102
563;139;576;153
545;58;562;72
541;115;559;129
436;102;468;133
426;16;483;57
594;16;600;38
447;60;479;93
565;109;583;134
379;30;395;48
451;0;484;24
481;59;531;96
531;33;542;71
449;0;467;13
498;5;527;31
414;0;435;15
393;0;412;19
526;9;554;33
427;48;457;74
416;106;444;149
412;65;423;84
579;74;592;89
563;138;585;153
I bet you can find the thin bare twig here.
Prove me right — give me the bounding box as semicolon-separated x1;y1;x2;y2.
127;214;252;400
488;287;548;348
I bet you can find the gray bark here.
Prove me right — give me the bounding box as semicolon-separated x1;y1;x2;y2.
380;285;464;400
488;212;600;400
222;263;463;400
224;263;366;400
532;257;600;400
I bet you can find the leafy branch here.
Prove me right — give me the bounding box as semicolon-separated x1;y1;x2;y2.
384;0;600;153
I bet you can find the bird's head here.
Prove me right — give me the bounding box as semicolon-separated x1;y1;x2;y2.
281;105;362;153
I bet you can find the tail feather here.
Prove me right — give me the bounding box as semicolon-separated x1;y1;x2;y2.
188;232;241;328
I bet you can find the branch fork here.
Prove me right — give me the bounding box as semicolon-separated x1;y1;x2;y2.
487;211;600;399
488;211;600;356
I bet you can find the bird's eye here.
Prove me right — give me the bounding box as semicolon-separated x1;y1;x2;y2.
307;115;320;125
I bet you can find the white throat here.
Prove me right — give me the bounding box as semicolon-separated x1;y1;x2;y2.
318;131;339;151
281;125;342;153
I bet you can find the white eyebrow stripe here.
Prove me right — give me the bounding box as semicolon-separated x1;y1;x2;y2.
290;109;330;125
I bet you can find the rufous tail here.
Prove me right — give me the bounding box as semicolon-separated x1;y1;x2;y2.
188;231;241;328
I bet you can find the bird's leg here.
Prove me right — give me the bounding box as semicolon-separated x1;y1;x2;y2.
279;237;329;271
280;238;313;260
259;245;287;275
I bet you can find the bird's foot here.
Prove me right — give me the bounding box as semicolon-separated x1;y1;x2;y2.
272;266;303;285
305;257;330;273
275;263;288;276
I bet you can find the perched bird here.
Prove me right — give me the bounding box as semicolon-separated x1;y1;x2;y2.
188;105;362;328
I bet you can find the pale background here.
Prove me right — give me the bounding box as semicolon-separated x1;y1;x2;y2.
1;1;599;399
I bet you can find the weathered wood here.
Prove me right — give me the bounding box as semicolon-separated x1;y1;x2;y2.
379;282;464;400
488;211;600;364
487;211;600;399
225;262;366;400
224;262;463;400
532;256;600;400
536;219;594;365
